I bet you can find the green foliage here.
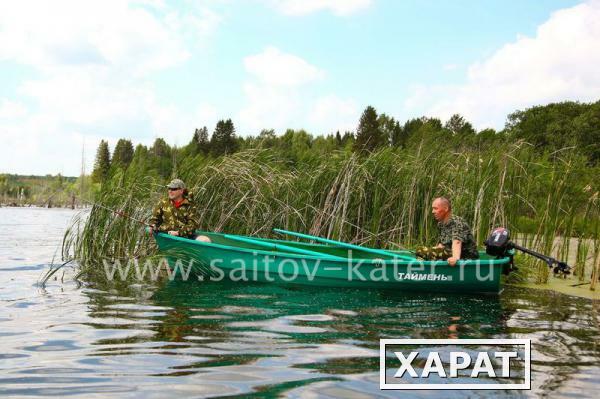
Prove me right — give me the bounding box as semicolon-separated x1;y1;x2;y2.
507;100;600;163
0;173;91;207
112;139;134;169
92;140;111;183
149;138;172;178
255;129;277;149
63;99;600;285
130;144;148;169
378;113;405;148
66;142;599;283
190;127;210;155
445;114;476;137
354;106;386;153
210;119;237;156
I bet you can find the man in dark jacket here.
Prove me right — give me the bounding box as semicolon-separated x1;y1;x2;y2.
415;197;479;266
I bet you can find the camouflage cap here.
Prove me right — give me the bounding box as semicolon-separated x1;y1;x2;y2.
166;178;186;189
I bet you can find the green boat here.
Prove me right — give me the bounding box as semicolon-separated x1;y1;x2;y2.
153;230;511;294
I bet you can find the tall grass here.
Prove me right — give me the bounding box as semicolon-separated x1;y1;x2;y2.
63;140;599;286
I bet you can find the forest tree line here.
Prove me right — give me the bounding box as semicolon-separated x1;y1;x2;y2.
91;100;600;182
67;100;600;285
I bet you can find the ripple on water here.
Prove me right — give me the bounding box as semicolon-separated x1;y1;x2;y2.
286;314;336;322
218;305;276;315
7;301;37;308
22;340;82;352
328;309;359;317
1;264;45;271
105;304;172;311
227;294;273;299
228;317;329;334
190;314;233;320
0;353;29;360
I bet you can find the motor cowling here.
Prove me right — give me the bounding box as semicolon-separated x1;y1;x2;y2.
485;227;571;277
484;227;513;257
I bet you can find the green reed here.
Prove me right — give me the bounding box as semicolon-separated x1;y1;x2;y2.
63;140;599;286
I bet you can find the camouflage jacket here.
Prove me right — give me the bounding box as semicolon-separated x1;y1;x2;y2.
438;215;479;259
149;197;198;238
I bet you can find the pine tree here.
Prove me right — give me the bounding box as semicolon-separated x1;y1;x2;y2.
354;106;385;153
149;138;172;178
403;118;424;139
342;131;354;144
191;127;210;155
92;140;111;183
210;120;226;156
379;113;401;146
150;138;170;157
130;144;148;171
210;119;238;156
198;127;210;153
335;130;342;146
223;119;237;154
391;121;406;148
112;139;134;168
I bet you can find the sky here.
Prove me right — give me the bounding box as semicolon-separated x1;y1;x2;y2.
1;0;599;176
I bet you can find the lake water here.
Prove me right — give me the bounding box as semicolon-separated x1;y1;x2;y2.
0;207;598;398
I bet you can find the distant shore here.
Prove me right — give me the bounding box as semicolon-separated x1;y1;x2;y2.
0;203;89;209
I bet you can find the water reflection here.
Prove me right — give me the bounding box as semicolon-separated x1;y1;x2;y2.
71;280;510;397
0;208;599;398
73;280;599;397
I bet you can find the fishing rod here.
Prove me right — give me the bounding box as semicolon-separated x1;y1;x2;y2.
81;199;153;228
484;227;571;276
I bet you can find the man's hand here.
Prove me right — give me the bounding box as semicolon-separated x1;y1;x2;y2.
449;239;462;267
447;257;458;266
148;225;155;235
168;230;179;236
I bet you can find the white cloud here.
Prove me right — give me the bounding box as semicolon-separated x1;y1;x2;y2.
238;82;301;133
238;47;325;133
238;47;359;135
309;95;359;134
0;99;28;119
404;0;600;129
0;0;195;75
0;0;220;175
243;46;324;87
270;0;372;16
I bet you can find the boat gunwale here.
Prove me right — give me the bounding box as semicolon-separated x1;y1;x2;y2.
155;232;511;267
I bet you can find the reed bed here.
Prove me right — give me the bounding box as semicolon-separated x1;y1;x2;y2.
63;140;599;286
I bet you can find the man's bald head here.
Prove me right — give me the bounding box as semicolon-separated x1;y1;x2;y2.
433;197;451;211
432;197;452;222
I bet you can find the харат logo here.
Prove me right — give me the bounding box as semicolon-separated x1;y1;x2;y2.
380;339;531;390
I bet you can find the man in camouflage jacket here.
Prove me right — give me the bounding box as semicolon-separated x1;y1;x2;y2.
148;179;198;239
415;197;479;265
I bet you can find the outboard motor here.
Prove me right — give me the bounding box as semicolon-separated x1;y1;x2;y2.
484;227;512;257
484;227;571;277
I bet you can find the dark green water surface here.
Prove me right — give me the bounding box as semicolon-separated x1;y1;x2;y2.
0;208;598;398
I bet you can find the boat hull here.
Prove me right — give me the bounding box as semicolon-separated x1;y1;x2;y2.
154;232;509;294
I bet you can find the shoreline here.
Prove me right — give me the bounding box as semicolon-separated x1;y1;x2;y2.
0;204;89;210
